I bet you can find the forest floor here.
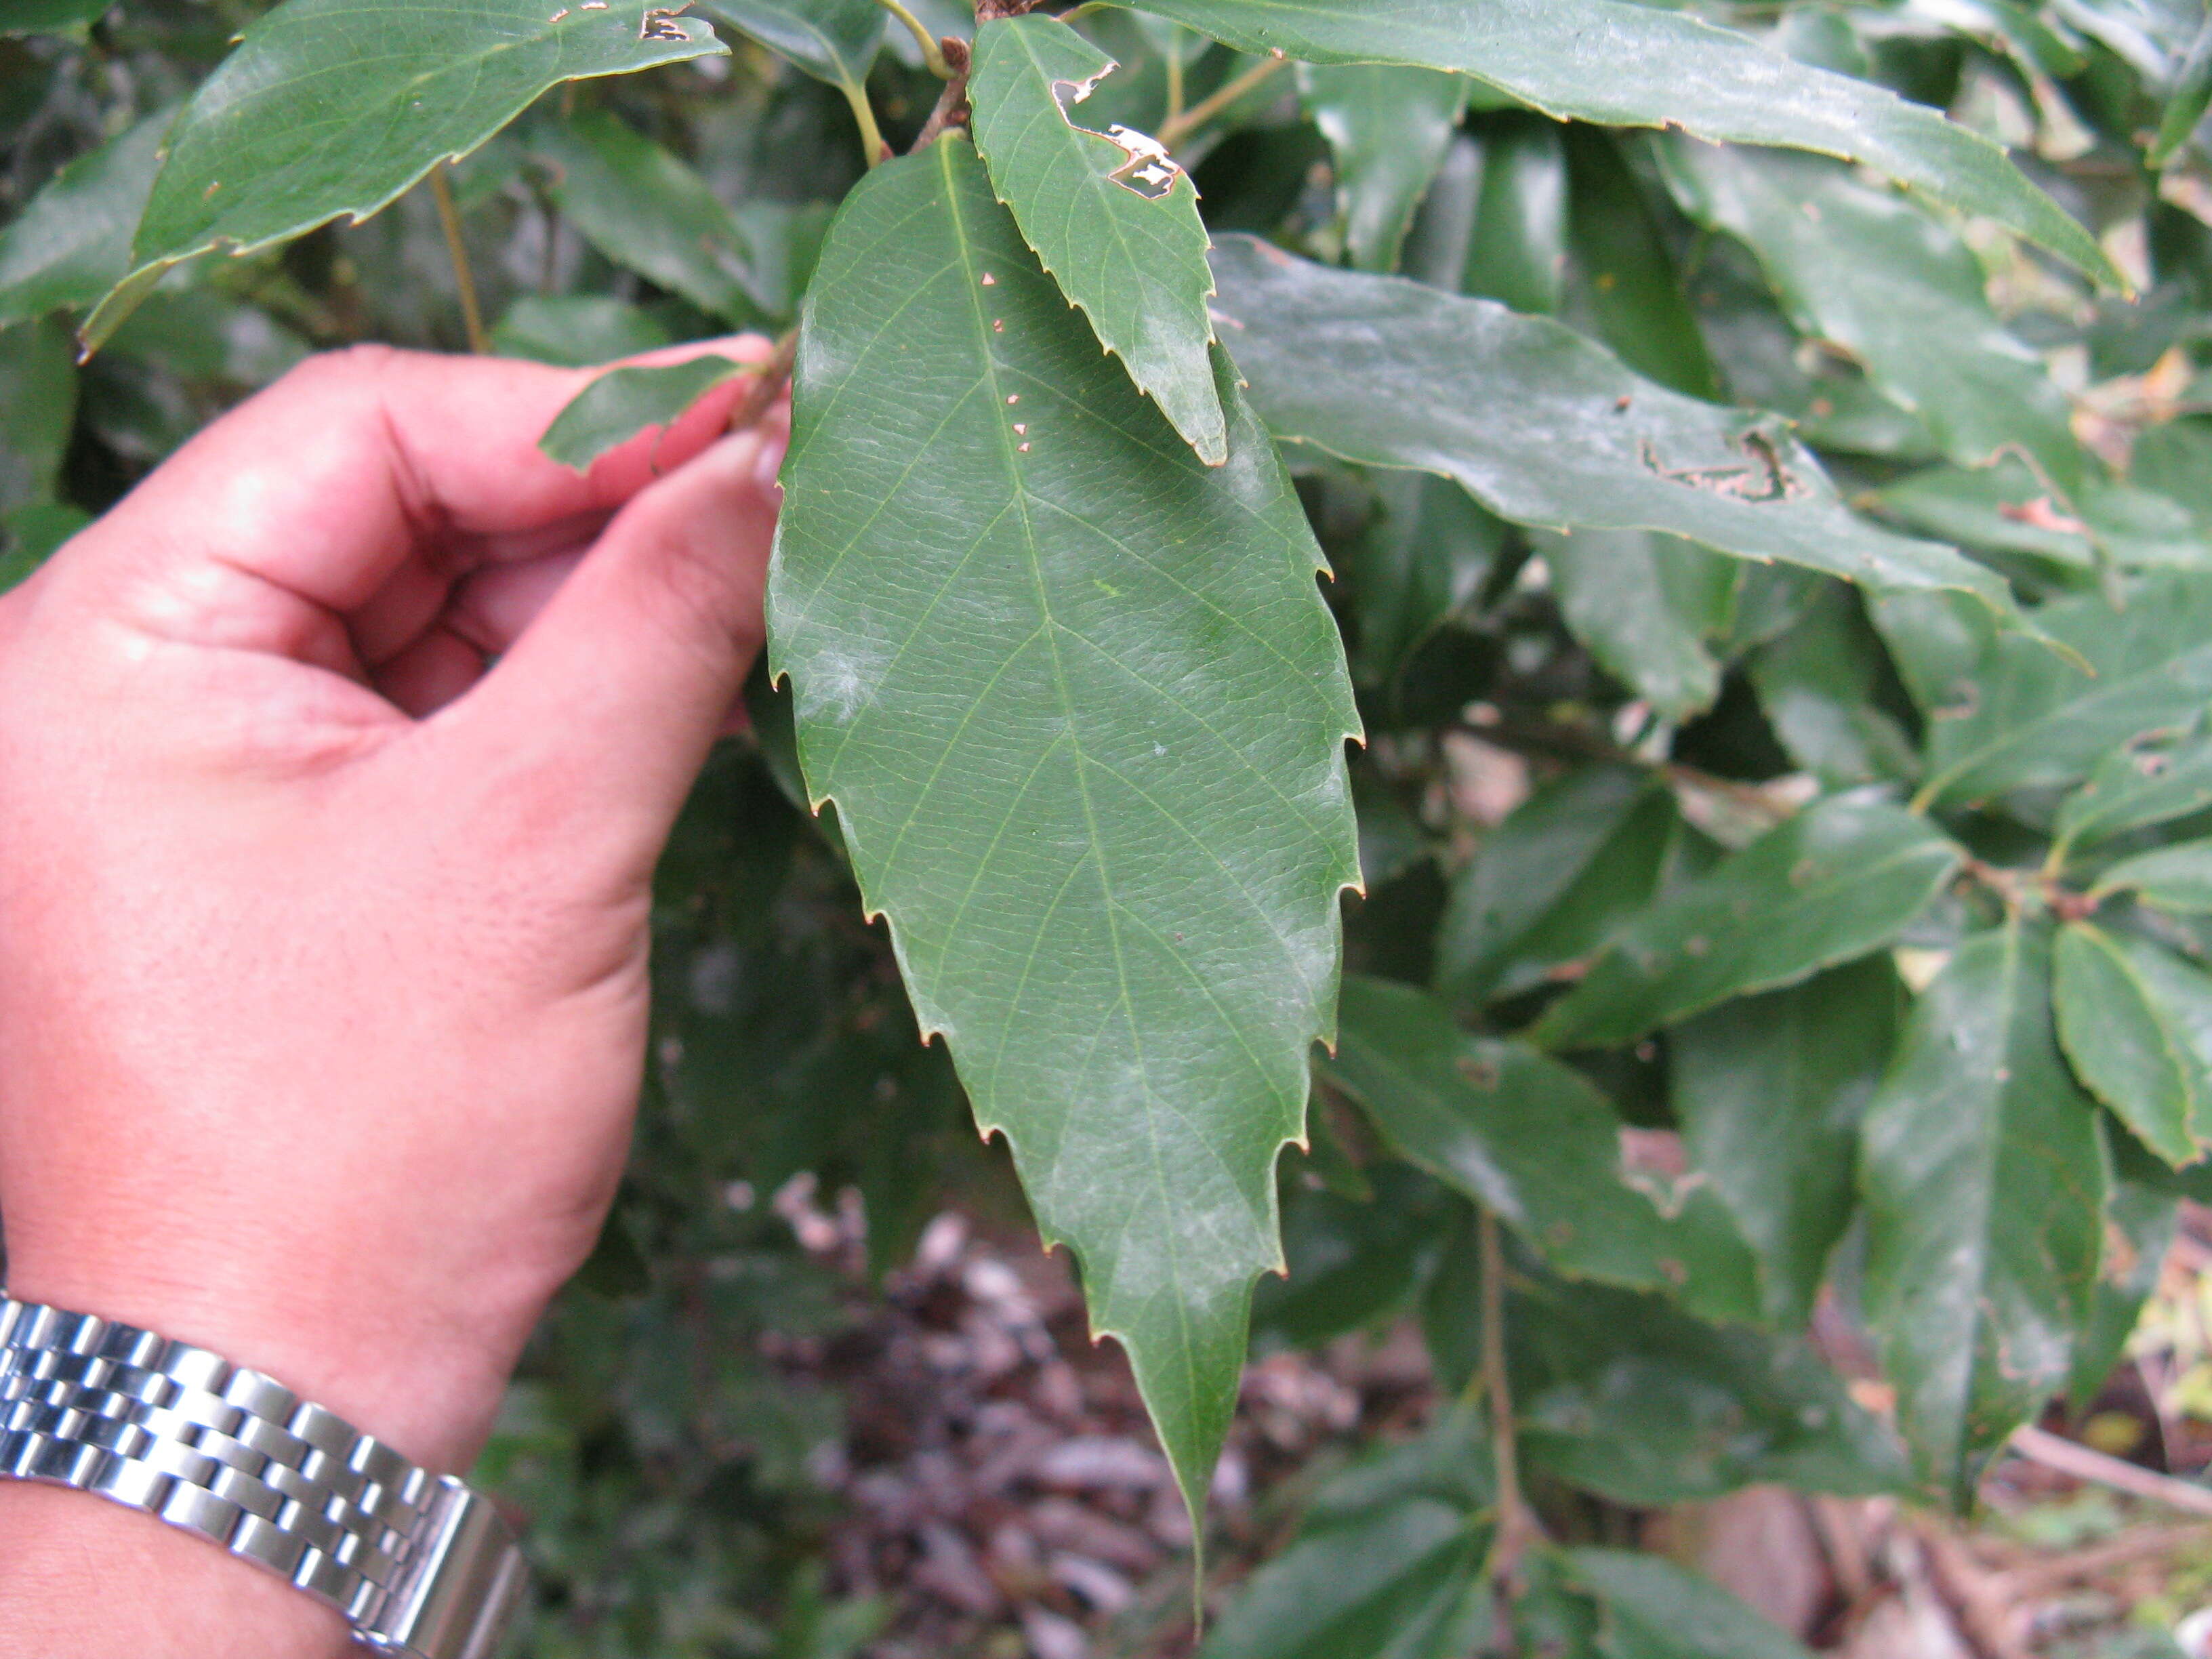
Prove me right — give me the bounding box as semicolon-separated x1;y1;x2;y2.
764;1187;2212;1659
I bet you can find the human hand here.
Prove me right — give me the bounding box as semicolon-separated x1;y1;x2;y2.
0;337;786;1652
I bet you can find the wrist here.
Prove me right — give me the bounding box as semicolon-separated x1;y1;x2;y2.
0;1229;535;1476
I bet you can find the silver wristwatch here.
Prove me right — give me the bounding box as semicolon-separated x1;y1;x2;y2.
0;1294;528;1659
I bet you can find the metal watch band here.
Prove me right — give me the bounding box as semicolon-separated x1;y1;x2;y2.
0;1294;527;1659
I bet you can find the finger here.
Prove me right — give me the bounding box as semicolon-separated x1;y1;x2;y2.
376;626;489;719
438;421;786;840
348;507;611;668
75;336;777;648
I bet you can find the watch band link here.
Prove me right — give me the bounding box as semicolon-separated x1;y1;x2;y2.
0;1294;527;1659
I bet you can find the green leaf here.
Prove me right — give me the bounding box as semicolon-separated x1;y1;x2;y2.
1343;471;1504;691
1872;457;2210;574
1328;976;1763;1323
1917;576;2212;810
1564;1549;1816;1659
1433;766;1688;1006
1861;919;2108;1504
2133;417;2212;526
1658;142;2087;493
0;501;91;593
1110;0;2114;283
1;0;110;33
1540;528;1733;722
1298;64;1469;275
1253;1168;1448;1349
0;106;169;329
968;14;1227;464
2069;1176;2179;1412
1462;115;1567;316
538;355;752;472
532;112;761;324
81;0;725;351
1671;957;1904;1327
2095;839;2212;912
0;316;77;514
1199;1410;1492;1659
1207;238;2029;625
490;295;676;366
2056;726;2212;852
2053;920;2212;1166
1563;125;1720;402
766;136;1360;1521
2153;16;2212;163
1748;583;1921;789
1512;1278;1906;1506
1533;796;1959;1052
694;0;882;91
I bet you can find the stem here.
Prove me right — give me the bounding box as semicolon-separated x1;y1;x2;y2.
840;79;891;167
1156;54;1288;150
428;162;489;355
1164;28;1186;125
729;328;800;437
873;0;952;77
911;35;973;151
1477;1210;1542;1591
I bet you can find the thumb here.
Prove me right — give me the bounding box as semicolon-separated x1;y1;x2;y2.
443;420;786;836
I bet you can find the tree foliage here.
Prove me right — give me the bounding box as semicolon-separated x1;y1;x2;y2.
8;0;2212;1648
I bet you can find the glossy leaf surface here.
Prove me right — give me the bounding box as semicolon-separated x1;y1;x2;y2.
1671;958;1904;1326
694;0;882;90
1861;922;2107;1504
1563;126;1719;401
1112;0;2112;281
1919;576;2212;809
1541;528;1733;722
2054;921;2212;1167
85;0;723;349
969;14;1226;464
1659;142;2085;491
1748;584;1919;788
1330;977;1761;1322
1208;239;2025;622
2095;840;2212;912
767;136;1361;1518
1298;64;1469;275
1534;796;1958;1051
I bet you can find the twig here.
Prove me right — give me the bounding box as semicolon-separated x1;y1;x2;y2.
428;161;489;354
872;0;952;77
728;329;799;437
1156;54;1288;150
1477;1211;1543;1590
2008;1424;2212;1517
911;35;972;150
1164;26;1186;125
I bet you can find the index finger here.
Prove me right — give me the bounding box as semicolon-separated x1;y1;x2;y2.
79;335;777;619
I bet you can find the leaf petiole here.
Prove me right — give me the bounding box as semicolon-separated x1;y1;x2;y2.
871;0;951;77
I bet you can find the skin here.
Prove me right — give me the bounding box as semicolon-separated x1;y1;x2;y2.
0;335;788;1655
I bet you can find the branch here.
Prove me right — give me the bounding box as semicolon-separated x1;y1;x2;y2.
728;328;800;436
1476;1211;1544;1592
2009;1425;2212;1517
427;161;489;354
912;34;972;150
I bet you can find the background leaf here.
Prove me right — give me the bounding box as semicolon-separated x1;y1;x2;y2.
1563;125;1720;401
0;316;76;514
1330;976;1763;1323
1540;527;1733;722
1340;470;1503;691
2096;840;2212;912
766;135;1361;1520
1565;1549;1818;1659
969;14;1226;464
1534;796;1959;1052
1861;920;2108;1504
83;0;725;349
1298;64;1469;275
1208;238;2028;623
2054;920;2212;1167
1461;115;1567;317
1670;957;1905;1327
695;0;883;92
1113;0;2113;281
1658;140;2087;492
0;105;168;328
